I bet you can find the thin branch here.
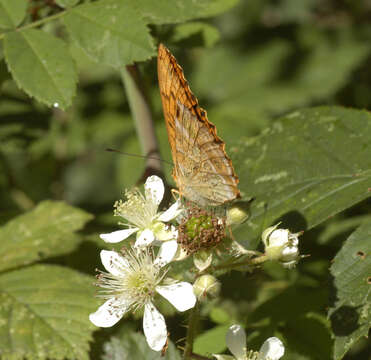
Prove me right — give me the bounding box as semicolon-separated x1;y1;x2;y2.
0;11;66;40
183;303;200;359
121;65;164;182
213;254;269;272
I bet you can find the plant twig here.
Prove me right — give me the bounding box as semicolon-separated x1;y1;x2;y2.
121;65;164;182
0;11;66;40
213;254;269;272
183;302;200;359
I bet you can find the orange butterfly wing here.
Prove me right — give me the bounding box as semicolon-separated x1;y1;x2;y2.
157;44;240;206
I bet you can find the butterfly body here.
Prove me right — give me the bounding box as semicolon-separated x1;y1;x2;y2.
158;44;240;207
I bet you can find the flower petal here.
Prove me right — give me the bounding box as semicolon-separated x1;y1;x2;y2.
213;355;235;360
100;228;138;243
194;251;213;272
172;245;189;261
158;200;183;222
226;325;247;360
135;229;155;247
100;250;129;276
156;282;196;312
258;337;285;360
154;223;178;241
145;175;164;206
143;303;167;351
268;229;289;247
154;240;178;267
89;297;128;328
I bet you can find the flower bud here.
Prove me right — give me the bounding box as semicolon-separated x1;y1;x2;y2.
193;275;221;300
226;202;251;226
262;223;301;267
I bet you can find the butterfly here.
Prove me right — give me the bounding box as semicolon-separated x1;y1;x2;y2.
157;44;240;207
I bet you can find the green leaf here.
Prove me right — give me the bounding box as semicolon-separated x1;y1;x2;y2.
0;200;93;272
172;22;220;48
55;0;80;8
0;264;98;360
4;29;77;109
329;220;371;360
0;0;27;29
284;314;332;359
63;0;155;68
233;107;371;247
133;0;239;24
102;332;182;360
194;324;230;356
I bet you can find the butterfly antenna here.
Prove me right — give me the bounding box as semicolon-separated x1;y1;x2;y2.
105;148;173;166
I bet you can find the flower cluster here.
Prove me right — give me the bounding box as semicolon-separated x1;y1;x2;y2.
90;175;302;353
90;176;196;351
213;325;284;360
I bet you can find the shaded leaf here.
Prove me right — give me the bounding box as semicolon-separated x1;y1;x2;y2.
284;314;332;360
233;107;371;247
194;324;230;356
4;29;77;109
134;0;239;25
103;331;182;359
0;265;98;360
172;22;220;48
63;0;155;68
0;0;27;29
55;0;80;8
329;220;371;360
0;200;93;272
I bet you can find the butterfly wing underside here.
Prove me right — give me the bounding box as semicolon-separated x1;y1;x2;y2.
157;44;240;207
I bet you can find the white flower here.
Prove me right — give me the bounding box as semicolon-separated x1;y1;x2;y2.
89;248;196;351
100;176;182;248
213;325;284;360
262;223;301;268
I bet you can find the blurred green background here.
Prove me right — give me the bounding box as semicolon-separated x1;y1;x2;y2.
0;1;370;359
1;0;370;219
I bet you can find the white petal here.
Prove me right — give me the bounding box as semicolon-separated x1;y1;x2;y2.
89;297;128;328
268;229;289;247
213;355;235;360
154;240;178;267
172;245;189;261
100;228;138;243
194;251;213;272
258;337;284;360
100;250;129;276
156;282;196;312
143;303;167;351
145;175;164;206
154;224;178;241
158;200;183;222
226;325;247;360
135;229;155;247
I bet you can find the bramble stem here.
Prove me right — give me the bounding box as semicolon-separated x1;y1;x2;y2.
213;254;269;271
0;11;66;40
121;65;164;180
184;302;200;359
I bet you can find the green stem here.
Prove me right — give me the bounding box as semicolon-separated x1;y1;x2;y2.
0;11;66;40
213;254;269;272
121;65;164;180
184;302;200;359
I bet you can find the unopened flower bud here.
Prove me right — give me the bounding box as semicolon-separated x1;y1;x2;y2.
193;275;220;300
262;223;301;268
226;202;251;226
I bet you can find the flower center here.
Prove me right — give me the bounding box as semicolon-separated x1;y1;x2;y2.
177;204;226;254
96;248;165;311
114;189;157;228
